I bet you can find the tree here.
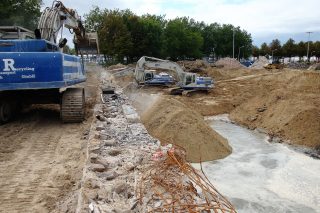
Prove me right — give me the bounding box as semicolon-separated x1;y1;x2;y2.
312;41;320;62
296;41;306;61
84;6;105;32
0;0;42;29
98;10;133;63
201;23;220;57
252;45;260;58
269;39;282;57
260;42;270;57
163;18;203;60
282;38;296;61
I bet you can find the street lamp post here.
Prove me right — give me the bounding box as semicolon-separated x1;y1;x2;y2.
238;46;244;61
306;32;313;62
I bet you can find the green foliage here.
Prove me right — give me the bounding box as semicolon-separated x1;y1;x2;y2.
252;45;260;58
163;18;203;60
98;10;133;63
260;43;270;57
84;6;105;32
0;0;42;29
84;7;253;62
296;41;306;60
269;39;282;56
282;38;296;59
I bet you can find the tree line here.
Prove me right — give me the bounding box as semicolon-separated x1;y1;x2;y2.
84;7;253;63
0;0;42;30
253;39;320;62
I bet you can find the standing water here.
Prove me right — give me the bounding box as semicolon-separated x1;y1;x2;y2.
197;115;320;213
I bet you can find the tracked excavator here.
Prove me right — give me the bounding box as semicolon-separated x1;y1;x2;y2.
0;1;98;123
134;56;213;96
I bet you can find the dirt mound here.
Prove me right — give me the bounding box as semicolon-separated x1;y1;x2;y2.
141;97;232;162
214;57;246;69
177;60;208;73
250;56;269;69
229;71;320;148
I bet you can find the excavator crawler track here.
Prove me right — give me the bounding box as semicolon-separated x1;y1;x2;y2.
60;88;85;123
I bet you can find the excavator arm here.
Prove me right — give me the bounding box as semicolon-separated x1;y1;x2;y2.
134;56;214;95
135;56;186;84
37;1;98;55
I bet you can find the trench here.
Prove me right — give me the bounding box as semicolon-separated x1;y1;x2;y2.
196;115;320;213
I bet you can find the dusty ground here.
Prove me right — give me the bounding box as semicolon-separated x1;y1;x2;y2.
178;68;320;148
114;65;320;150
0;64;101;212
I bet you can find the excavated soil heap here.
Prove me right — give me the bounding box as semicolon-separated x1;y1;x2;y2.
214;57;246;69
230;72;320;147
250;56;269;69
141;97;232;163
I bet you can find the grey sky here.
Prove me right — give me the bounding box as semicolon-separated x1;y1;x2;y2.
42;0;320;46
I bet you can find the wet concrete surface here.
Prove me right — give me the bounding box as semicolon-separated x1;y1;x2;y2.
195;115;320;213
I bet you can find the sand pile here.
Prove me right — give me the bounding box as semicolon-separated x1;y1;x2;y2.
141;97;232;162
250;56;269;69
177;60;208;73
214;57;246;69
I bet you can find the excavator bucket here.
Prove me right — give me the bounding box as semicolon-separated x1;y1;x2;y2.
74;32;99;56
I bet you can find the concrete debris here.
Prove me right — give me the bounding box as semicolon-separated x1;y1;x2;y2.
90;164;106;172
287;62;310;70
103;139;117;146
77;72;237;212
103;171;119;180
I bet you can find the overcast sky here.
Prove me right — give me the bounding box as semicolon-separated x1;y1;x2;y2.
43;0;320;46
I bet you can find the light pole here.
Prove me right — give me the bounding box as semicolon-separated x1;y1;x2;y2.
232;28;235;59
272;49;278;62
238;46;244;61
306;32;313;62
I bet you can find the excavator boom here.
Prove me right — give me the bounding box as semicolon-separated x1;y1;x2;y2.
37;1;98;55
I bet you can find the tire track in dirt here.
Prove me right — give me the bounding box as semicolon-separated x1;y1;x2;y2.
0;110;86;212
0;65;102;212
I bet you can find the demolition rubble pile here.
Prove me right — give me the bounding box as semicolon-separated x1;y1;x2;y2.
138;146;236;212
287;62;310;70
77;86;158;212
77;78;236;212
250;56;269;69
214;57;246;69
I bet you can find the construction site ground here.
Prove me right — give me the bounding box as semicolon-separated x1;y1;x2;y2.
118;66;320;149
0;62;319;212
0;65;101;212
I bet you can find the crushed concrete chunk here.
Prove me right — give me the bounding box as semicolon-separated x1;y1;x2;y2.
90;164;106;172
